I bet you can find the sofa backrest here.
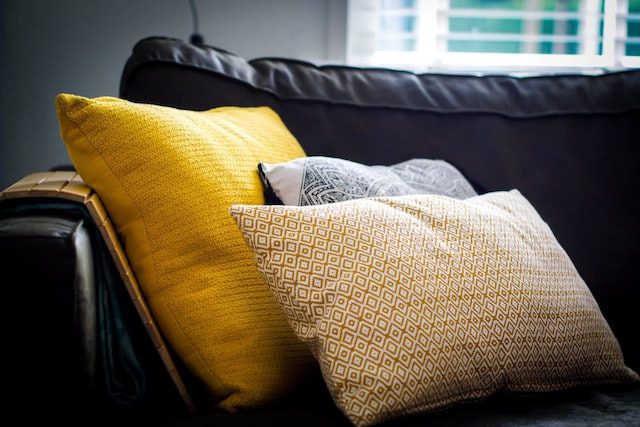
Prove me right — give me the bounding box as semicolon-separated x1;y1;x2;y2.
120;36;640;369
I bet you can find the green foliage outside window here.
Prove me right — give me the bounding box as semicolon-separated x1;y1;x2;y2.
375;0;639;58
629;0;640;55
448;0;596;55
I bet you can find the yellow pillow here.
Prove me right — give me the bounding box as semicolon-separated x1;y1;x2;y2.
56;94;313;410
231;191;639;426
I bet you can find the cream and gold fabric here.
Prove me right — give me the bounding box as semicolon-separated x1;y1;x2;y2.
57;94;314;410
231;190;638;426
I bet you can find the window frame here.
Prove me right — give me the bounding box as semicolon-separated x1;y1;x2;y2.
347;0;640;72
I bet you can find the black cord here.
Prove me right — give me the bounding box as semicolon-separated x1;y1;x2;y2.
188;0;204;45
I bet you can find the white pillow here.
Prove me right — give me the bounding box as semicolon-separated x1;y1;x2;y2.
259;156;478;205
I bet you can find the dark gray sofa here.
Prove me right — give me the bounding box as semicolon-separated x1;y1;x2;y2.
1;36;639;425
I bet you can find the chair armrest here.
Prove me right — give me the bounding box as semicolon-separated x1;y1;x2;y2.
0;214;96;402
0;172;195;412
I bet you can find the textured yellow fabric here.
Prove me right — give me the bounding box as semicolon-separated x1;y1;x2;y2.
56;94;313;410
231;190;639;426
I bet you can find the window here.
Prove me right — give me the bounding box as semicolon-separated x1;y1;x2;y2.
347;0;640;71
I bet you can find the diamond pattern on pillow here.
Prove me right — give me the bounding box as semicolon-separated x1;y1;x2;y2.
231;190;638;426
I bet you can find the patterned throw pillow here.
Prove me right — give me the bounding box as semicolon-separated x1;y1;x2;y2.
258;156;478;205
231;190;638;426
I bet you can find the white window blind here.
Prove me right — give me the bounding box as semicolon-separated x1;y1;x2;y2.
347;0;640;71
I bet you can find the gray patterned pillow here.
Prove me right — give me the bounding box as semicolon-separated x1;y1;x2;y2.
258;156;478;206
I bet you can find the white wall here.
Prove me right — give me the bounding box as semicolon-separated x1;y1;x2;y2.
0;0;346;188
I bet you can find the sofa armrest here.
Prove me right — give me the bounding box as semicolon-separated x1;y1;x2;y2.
0;214;97;395
0;172;195;413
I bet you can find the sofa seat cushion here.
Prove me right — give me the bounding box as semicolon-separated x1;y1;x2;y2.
158;384;640;426
56;94;314;410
